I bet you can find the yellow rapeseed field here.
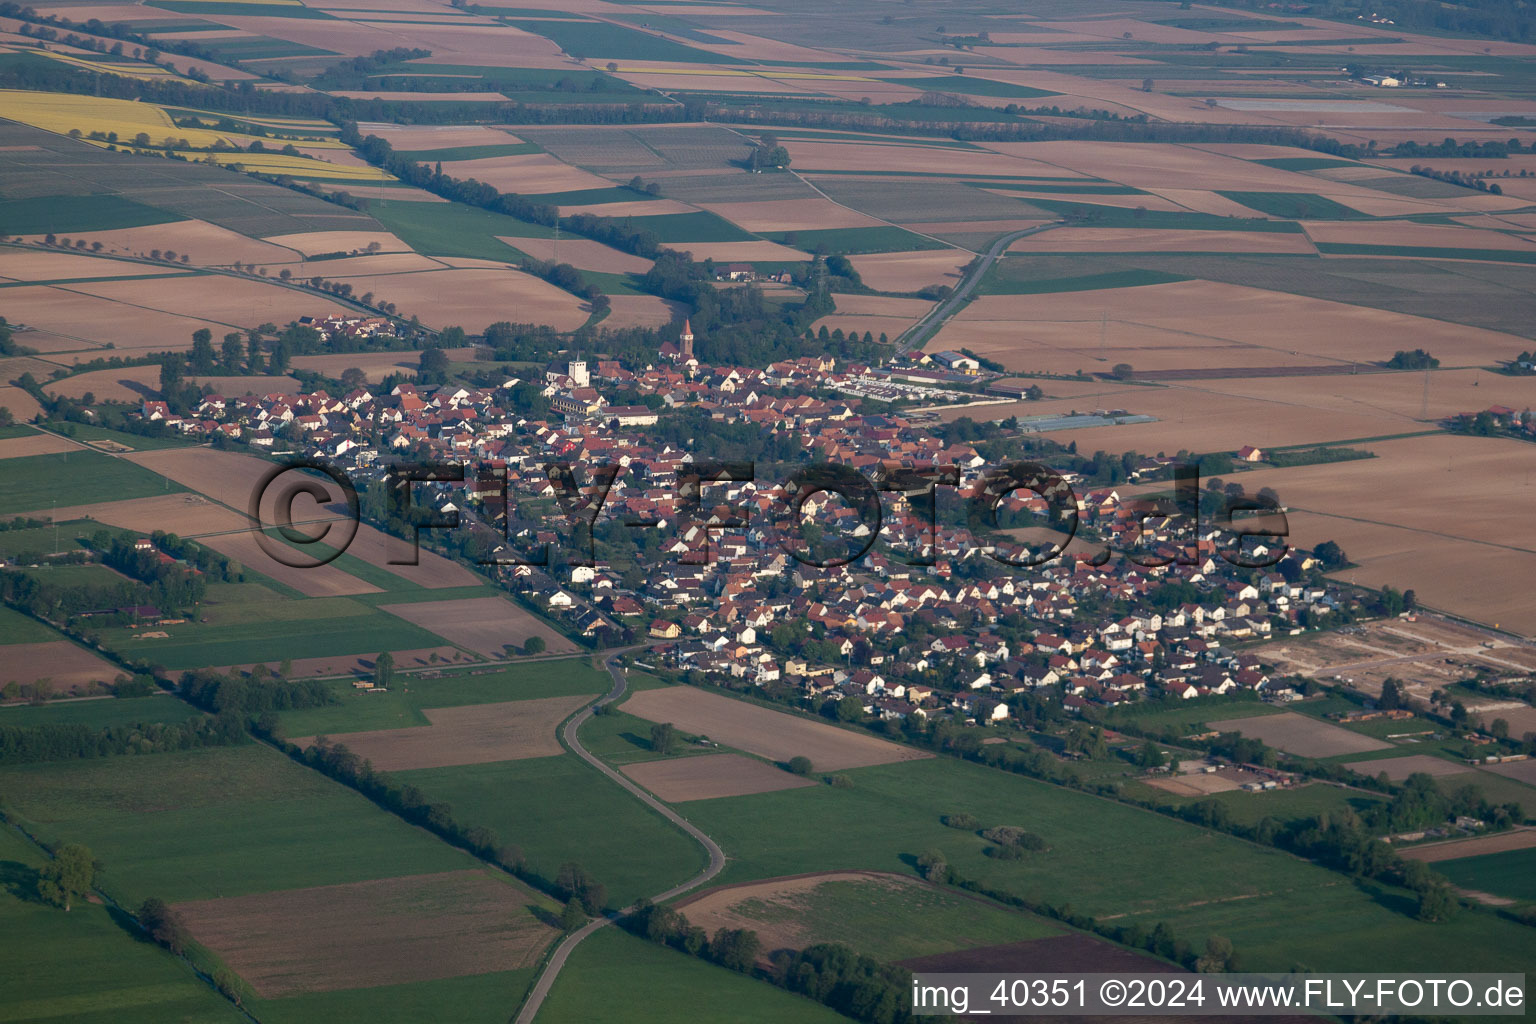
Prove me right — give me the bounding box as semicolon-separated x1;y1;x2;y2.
204;151;392;181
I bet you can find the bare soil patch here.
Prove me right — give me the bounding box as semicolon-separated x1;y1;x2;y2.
23;493;245;537
338;267;588;331
1014;228;1315;254
498;236;651;275
378;596;575;657
0;640;121;692
621;686;929;772
0;386;43;421
200;530;382;597
848;249;969;292
674;870;921;955
293;695;589;769
700;198;883;232
434;152;614;193
621;753;816;802
603;294;685;329
65;220;302;266
258;230;411;255
1483;758;1536;786
1206;712;1389;758
1399;827;1536;863
1343;754;1475;781
342;523;483;589
0;250;198;282
173;870;556;998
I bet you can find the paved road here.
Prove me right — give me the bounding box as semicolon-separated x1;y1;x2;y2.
895;222;1059;354
513;650;726;1024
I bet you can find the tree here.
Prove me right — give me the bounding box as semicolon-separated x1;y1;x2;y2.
37;843;95;910
1417;883;1457;922
419;346;450;383
190;328;215;375
1196;935;1235;973
1137;740;1165;769
220;332;244;372
1112;362;1134;380
340;367;367;390
139;897;188;953
1379;678;1403;711
523;635;546;656
650;721;677;755
1314;540;1348;569
915;848;948;883
374;651;394;689
560;897;587;932
787;755;814;775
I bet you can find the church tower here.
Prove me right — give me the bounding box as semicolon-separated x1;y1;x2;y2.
680;318;694;362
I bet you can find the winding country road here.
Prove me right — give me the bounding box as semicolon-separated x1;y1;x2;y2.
895;221;1059;354
512;651;726;1024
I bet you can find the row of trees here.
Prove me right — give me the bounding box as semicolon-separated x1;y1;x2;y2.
0;712;246;765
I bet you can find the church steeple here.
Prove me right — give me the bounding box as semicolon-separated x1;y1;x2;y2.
680;318;694;361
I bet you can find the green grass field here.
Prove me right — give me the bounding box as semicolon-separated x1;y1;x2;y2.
535;926;848;1024
369;200;552;262
1142;781;1387;827
0;521;101;559
0;604;63;645
1218;191;1369;220
1313;242;1536;264
673;752;1536;974
979;265;1190;296
0;450;182;516
624;210;757;243
691;874;1064;962
1102;697;1278;734
505;19;725;63
0;744;477;907
397;753;705;908
397;143;542;162
0;826;242;1024
764;225;946;255
253;968;539;1024
275;658;608;737
883;75;1058;99
1435;847;1536;903
107;591;449;671
0;195;184;234
36;423;195;452
1252;157;1362;171
0;694;206;729
577;707;720;766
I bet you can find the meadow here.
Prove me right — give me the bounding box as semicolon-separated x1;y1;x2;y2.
368;200;550;262
396;753;707;908
0;744;476;908
0;450;183;515
1435;847;1536;904
251;969;539;1024
534;926;848;1024
0;826;242;1024
0;694;206;729
675;753;1536;973
274;658;608;737
0;604;63;645
0;194;183;234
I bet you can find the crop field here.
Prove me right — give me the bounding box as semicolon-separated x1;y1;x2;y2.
0;744;477;908
291;695;589;770
847;248;969;292
1434;847;1536;904
377;596;574;657
0;826;243;1024
677;754;1536;974
0;449;183;516
621;752;817;802
675;871;1062;964
1205;712;1390;758
1341;754;1476;781
397;753;707;908
173;869;557;997
28;493;243;537
0;605;70;645
621;686;931;772
0;433;76;459
0;693;206;728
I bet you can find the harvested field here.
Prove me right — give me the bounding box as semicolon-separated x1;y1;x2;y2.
58;275;351;335
603;294;685;329
1342;754;1475;781
621;753;817;802
67;219;307;266
292;696;590;769
25;493;245;537
378;596;575;657
552;198;695;218
0;433;76;459
947;280;1522;375
289;349;437;382
1206;712;1389;758
431;153;614;194
699;199;883;233
0;249;195;282
0;385;47;422
45;366;297;403
1302;220;1536;250
333;267;589;331
258;230;411;255
340;523;483;589
1012;228;1316;254
360;125;521;150
200;530;383;597
785;140;1080;179
0;285;244;353
260;252;445;277
1399;828;1536;863
498;236;651;275
621;686;930;772
1483;759;1536;786
0;640;120;692
125;446;296;516
172;870;556;998
848;249;969;292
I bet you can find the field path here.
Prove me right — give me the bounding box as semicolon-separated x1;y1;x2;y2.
512;650;726;1024
895;221;1059;353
